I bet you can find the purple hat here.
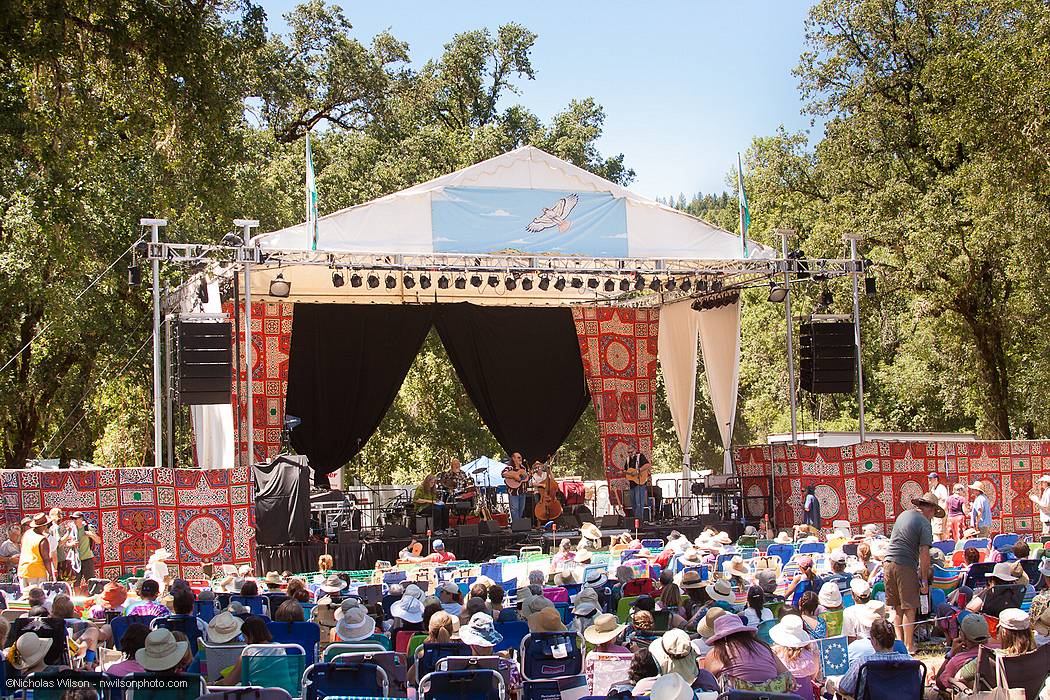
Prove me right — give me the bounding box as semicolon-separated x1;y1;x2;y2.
706;611;757;644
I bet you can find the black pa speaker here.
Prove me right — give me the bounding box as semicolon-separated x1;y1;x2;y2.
799;320;856;394
511;518;533;533
555;514;580;529
600;514;624;529
381;524;412;540
479;520;502;534
337;529;359;545
457;523;479;538
175;316;233;405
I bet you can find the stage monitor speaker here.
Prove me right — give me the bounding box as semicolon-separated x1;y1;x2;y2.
555;514;580;529
337;529;359;545
381;524;412;540
511;518;533;533
175;316;233;405
799;320;856;394
574;505;594;523
600;514;624;529
479;520;502;534
457;523;479;538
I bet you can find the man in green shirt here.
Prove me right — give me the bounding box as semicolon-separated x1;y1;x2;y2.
69;512;101;594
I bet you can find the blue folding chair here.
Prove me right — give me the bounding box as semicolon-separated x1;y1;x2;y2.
230;595;267;616
766;543;794;563
195;599;216;622
856;658;925;700
991;533;1019;550
798;542;825;554
241;643;306;699
962;538;990;551
521;674;588;700
554;602;572;625
266;592;290;618
932;540;956;556
125;672;206;700
519;632;582;680
964;562;997;590
109;615;157;652
153;615;203;655
641;539;664;550
267;620;321;667
26;671;109;700
302;660;389;700
417;642;472;678
419;669;503;700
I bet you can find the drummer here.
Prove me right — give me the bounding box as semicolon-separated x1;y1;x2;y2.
439;458;474;497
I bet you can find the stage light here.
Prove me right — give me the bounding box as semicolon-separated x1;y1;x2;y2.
788;249;810;279
419;274;431;289
127;264;141;286
604;279;615;292
350;273;362;288
619;278;631;292
385;274;397;289
367;273;380;289
470;274;482;288
403;273;415;289
588;278;600;289
767;280;788;303
269;273;291;298
649;278;662;292
554;276;566;291
696;278;708;293
505;276;517;290
331;270;345;288
634;276;645;291
454;276;466;290
680;278;692;293
521;277;533;290
220;232;243;247
712;278;723;292
865;275;876;296
570;277;583;289
487;275;499;288
197;280;209;304
438;275;449;289
815;289;833;313
538;275;550;291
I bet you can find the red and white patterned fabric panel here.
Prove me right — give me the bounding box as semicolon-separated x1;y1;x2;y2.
1;466;256;579
735;440;1050;535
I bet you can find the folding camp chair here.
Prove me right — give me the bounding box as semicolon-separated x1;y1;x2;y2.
199;688;292;700
493;620;529;654
798;542;825;554
583;651;632;697
971;642;1050;700
302;660;389;700
230;595;268;616
856;658;925;700
407;633;428;658
766;544;794;564
265;592;290;618
521;674;588;700
419;669;504;700
201;641;246;683
416;642;472;678
333;651;409;698
125;673;206;700
519;631;583;680
962;538;990;552
932;540;956;556
964;562;997;590
241;644;306;699
108;614;158;652
267;620;321;667
615;596;639;624
323;642;386;661
27;670;110;700
991;533;1019;550
7;617;70;666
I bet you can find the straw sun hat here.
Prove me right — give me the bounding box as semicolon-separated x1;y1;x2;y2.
11;633;52;670
768;615;813;648
583;613;627;645
136;629;188;672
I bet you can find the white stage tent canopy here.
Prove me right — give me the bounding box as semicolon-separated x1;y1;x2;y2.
231;146;772;473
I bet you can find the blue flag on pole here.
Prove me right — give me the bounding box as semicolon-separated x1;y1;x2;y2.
737;152;750;259
306;131;319;250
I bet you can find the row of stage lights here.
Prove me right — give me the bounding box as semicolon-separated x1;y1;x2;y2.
322;270;725;295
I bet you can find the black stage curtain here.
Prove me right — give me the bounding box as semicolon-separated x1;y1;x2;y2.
434;304;591;464
252;455;311;545
286;304;434;478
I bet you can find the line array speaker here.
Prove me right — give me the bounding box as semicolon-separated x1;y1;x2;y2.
175;317;233;405
799;320;856;394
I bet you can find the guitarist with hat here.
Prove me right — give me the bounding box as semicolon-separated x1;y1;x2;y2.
624;445;652;524
502;452;531;523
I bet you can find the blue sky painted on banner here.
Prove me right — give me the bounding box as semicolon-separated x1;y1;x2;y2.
431;187;628;256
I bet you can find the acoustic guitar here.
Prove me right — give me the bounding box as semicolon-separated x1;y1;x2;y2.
625;462;651;486
503;465;533;490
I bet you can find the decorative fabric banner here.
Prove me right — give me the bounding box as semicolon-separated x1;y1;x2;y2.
1;467;255;578
657;300;700;466
571;306;660;500
735;440;1050;535
223;301;294;466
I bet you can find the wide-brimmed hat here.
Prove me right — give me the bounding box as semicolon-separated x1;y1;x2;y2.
650;629;694;665
527;606;567;633
228;578;246;593
773;531;792;544
12;632;52;670
649;671;694;700
726;556;749;577
459;612;502;647
801;535;820;544
679;547;705;565
715;531;732;545
818;581;843;608
553;570;578;586
136;629;188;671
583;613;627;645
390;595;424;623
102;582;128;609
335;606;376;642
521;593;554;618
29;513;48;529
967;481;987;493
911;492;946;518
861;524;879;536
334;598;363;622
1029;595;1050;636
706;611;756;644
998;608;1029;631
704;579;734;603
571;586;600;609
579;522;602;541
850;577;872;598
856;600;888;631
207;612;243;644
148;548;173;562
828;551;847;564
320;574;347;593
990;562;1018;582
769;614;813;648
679;570;704;590
583;568;608;588
264;571;283;585
574;549;593;564
696;608;727;639
959;614;990;643
1037;556;1050;578
402;583;425;601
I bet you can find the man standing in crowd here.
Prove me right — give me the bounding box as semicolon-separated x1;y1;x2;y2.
17;514;53;587
928;472;949;541
501;452;529;522
1029;475;1050;537
883;491;941;653
70;512;101;594
969;481;992;539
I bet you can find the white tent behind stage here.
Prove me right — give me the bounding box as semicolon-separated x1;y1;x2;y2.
247;145;759;475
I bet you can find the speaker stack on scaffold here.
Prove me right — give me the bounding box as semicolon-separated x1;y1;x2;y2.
799;318;856;394
173;314;233;405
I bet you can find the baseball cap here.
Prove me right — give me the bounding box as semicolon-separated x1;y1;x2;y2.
959;614;990;643
432;539;444;550
437;581;459;595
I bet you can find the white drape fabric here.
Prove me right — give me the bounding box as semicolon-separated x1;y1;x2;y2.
188;280;235;468
657;300;701;467
696;298;743;473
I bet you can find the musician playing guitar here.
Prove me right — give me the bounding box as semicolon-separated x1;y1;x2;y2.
502;452;530;522
624;445;652;523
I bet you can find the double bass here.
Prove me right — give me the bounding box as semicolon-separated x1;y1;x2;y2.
533;457;563;521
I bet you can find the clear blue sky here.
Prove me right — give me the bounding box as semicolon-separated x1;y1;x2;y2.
260;1;818;200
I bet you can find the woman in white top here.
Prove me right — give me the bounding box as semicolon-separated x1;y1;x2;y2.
741;586;774;628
